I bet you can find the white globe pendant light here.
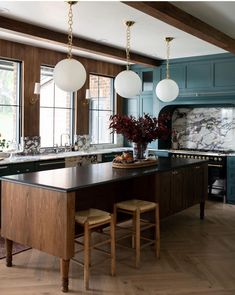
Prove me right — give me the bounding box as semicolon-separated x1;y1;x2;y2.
156;37;179;102
114;21;141;98
54;1;86;92
115;70;141;98
54;58;86;92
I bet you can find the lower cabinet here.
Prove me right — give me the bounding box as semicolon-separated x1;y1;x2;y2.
35;159;65;171
10;162;36;175
156;163;208;219
227;157;235;204
0;165;11;177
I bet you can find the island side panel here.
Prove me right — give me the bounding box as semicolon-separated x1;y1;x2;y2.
1;181;75;260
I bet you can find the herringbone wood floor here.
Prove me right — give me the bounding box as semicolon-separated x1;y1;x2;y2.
1;201;235;294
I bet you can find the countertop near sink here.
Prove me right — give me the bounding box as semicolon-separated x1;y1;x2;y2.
0;147;132;165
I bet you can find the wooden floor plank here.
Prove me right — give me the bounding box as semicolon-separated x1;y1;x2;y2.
0;201;235;294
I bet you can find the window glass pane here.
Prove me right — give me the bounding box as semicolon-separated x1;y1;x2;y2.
89;74;114;144
98;111;113;143
54;109;71;146
142;71;153;91
89;75;98;98
0;60;18;105
89;110;99;144
40;108;54;147
0;105;19;142
54;86;72;108
40;65;74;147
40;79;54;107
0;59;21;146
90;98;98;109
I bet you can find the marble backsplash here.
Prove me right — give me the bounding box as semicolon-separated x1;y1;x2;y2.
172;107;235;151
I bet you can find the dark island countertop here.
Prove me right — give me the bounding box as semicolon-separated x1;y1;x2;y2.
1;158;208;193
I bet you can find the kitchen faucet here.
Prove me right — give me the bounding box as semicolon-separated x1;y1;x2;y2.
60;133;70;147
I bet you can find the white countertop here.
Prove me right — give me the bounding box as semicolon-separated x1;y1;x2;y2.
0;147;132;165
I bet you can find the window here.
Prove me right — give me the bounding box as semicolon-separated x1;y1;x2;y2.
40;66;74;147
0;59;21;145
89;74;114;144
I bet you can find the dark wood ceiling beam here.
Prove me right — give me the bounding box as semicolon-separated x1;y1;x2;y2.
122;1;235;54
0;16;160;67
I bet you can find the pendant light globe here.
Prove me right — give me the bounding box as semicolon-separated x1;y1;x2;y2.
115;69;141;98
54;58;86;92
156;78;179;102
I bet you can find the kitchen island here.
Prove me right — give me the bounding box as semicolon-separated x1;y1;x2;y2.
1;158;208;292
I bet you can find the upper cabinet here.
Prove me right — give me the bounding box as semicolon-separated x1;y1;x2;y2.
164;53;235;97
142;69;153;93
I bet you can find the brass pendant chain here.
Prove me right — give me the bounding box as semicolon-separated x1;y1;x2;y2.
166;39;170;79
126;24;131;70
67;2;73;59
125;21;135;71
165;37;173;79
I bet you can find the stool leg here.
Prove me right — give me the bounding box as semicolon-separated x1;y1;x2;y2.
84;222;90;290
60;259;70;293
113;204;117;227
110;214;116;276
132;214;135;249
135;209;140;268
155;204;160;259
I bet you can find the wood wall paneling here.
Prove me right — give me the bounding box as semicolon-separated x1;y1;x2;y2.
0;38;124;136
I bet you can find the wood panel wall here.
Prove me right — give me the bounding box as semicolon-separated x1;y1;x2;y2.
0;39;124;136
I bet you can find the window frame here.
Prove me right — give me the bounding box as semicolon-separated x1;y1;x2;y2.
0;57;22;144
88;73;116;146
39;65;75;148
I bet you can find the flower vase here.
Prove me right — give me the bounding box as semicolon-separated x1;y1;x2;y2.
133;142;148;160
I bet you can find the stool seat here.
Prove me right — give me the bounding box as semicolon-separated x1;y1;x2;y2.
114;198;160;268
75;208;111;225
73;208;115;290
115;199;156;212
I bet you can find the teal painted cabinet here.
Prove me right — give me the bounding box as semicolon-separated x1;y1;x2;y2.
227;157;235;204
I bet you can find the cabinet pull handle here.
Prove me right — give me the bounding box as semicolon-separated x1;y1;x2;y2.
172;170;178;175
194;166;200;169
26;169;30;172
39;161;65;166
208;164;223;168
17;170;20;173
0;166;8;169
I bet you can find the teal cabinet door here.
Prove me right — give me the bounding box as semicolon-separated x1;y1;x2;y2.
187;61;213;89
227;157;235;204
214;60;235;89
123;97;139;118
141;94;153;116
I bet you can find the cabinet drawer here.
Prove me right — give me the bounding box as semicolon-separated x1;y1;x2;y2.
36;159;65;171
10;162;36;175
102;153;117;162
0;165;11;176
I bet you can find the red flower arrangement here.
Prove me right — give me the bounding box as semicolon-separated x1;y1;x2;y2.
109;113;170;144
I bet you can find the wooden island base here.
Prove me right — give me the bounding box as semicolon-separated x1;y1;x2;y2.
1;159;208;292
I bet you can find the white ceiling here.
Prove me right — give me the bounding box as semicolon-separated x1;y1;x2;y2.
0;1;233;65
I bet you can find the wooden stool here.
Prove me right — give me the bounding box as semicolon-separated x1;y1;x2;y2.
72;208;115;290
114;199;160;268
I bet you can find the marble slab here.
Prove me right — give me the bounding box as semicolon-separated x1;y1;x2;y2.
172;107;235;151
